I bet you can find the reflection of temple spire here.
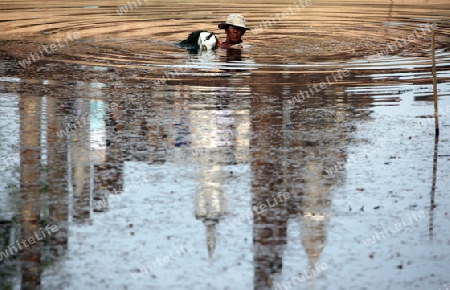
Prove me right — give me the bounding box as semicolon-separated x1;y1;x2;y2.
195;172;227;259
298;149;331;278
188;91;237;260
300;216;326;269
195;168;224;220
205;221;217;259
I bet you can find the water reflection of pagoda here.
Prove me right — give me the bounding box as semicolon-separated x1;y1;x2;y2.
90;79;252;260
1;60;353;290
249;72;350;289
169;83;251;259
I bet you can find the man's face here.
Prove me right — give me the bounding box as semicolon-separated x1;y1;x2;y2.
226;25;244;44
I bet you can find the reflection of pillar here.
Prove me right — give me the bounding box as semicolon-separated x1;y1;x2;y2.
215;97;237;164
20;95;41;289
251;95;288;290
148;90;170;163
123;100;149;162
172;87;191;152
0;219;15;289
235;109;250;164
93;99;124;211
47;96;69;259
71;99;91;223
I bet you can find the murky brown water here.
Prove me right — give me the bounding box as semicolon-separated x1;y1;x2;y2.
1;0;450;289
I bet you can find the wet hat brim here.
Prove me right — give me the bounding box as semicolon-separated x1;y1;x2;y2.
218;22;250;30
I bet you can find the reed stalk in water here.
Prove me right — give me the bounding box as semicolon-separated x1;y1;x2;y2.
431;29;439;136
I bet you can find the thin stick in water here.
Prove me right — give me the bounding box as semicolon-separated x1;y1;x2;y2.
431;29;439;136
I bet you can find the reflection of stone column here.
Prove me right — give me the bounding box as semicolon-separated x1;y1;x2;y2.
251;95;288;290
93;99;124;212
20;95;41;289
127;100;151;162
71;99;91;223
0;219;15;289
148;90;170;163
234;109;250;164
47;96;69;259
105;99;124;191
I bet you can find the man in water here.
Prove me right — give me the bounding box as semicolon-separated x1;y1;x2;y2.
218;14;250;49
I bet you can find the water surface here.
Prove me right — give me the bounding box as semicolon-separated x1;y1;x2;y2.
1;0;450;289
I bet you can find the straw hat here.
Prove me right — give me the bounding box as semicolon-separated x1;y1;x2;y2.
218;14;251;30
